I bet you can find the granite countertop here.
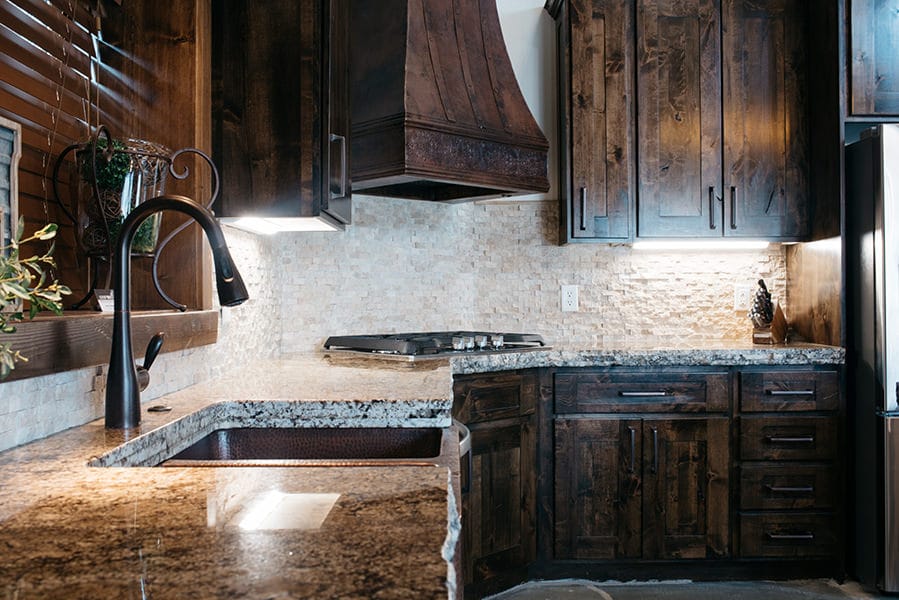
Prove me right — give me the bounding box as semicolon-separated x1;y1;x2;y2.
0;344;845;599
0;357;459;600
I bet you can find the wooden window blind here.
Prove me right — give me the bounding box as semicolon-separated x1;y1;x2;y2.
0;0;118;300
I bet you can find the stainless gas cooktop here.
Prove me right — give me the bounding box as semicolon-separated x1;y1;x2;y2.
323;331;548;361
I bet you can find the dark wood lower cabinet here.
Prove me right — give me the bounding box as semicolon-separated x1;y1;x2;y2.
554;416;729;561
454;372;537;599
456;365;844;595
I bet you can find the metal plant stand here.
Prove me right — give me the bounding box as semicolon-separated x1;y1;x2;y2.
52;125;220;311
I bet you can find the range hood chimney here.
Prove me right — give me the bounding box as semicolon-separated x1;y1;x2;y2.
350;0;550;202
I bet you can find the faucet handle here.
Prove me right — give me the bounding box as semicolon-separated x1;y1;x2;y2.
137;332;165;391
143;332;165;370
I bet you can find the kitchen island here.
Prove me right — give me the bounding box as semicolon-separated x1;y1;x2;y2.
0;344;845;599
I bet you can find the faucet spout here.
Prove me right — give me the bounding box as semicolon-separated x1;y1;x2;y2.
105;194;249;429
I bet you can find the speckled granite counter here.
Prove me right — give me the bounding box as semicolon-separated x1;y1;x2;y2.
0;357;459;599
0;344;844;599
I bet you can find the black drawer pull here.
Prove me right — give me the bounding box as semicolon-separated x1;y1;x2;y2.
618;391;669;397
627;427;636;474
651;427;659;474
766;532;815;541
765;485;814;493
765;436;814;443
765;389;815;396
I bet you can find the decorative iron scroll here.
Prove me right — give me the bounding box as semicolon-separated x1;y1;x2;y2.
52;125;220;311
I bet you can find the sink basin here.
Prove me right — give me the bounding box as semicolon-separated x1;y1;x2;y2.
159;427;445;467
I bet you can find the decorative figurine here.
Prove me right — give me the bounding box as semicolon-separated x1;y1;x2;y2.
749;279;773;329
749;279;787;344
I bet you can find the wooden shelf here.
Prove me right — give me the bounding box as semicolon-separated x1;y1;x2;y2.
1;309;219;382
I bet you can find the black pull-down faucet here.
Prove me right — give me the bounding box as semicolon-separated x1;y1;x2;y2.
105;194;249;429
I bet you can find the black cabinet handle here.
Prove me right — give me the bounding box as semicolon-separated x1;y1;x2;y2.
618;391;669;397
765;485;814;494
330;133;347;199
708;186;717;230
765;389;815;396
766;532;815;541
627;427;636;473
765;436;815;443
579;187;587;231
730;186;737;229
651;427;658;474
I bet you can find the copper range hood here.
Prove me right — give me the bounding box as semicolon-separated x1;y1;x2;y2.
350;0;550;202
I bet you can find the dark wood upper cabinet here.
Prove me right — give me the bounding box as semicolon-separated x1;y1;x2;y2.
211;0;351;227
721;0;808;239
637;0;723;238
850;0;899;116
638;0;809;239
548;0;636;242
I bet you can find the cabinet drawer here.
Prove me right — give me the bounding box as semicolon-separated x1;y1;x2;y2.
739;513;838;558
555;370;728;413
453;373;535;424
740;416;838;460
740;464;837;510
740;370;839;412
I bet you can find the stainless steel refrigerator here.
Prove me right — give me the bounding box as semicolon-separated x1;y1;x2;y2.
847;123;899;592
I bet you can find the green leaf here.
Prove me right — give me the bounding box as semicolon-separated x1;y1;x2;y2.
14;216;24;242
35;290;63;302
0;282;30;301
35;223;58;240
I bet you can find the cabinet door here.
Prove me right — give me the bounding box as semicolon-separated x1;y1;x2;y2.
213;0;351;224
850;0;899;115
464;416;536;591
722;0;808;238
564;0;635;241
554;417;642;559
642;417;729;559
637;0;723;238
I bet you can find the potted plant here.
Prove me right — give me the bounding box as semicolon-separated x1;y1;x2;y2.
0;218;71;378
74;135;171;257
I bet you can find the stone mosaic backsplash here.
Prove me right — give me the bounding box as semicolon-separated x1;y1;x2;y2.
278;195;787;350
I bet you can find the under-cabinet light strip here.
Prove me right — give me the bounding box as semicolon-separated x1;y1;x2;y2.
632;240;770;251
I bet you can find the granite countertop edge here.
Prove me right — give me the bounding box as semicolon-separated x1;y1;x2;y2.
447;343;846;374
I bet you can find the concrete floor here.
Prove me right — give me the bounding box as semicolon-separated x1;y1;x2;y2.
486;579;890;600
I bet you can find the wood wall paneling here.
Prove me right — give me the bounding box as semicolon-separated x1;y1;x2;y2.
0;0;216;381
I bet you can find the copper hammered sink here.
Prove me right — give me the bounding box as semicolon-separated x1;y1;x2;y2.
158;427;446;467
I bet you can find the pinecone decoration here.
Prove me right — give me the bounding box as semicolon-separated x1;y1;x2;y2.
749;279;774;328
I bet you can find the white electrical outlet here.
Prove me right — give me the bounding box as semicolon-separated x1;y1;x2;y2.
561;285;579;312
733;284;753;311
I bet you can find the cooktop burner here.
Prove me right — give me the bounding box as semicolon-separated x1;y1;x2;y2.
323;331;548;360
